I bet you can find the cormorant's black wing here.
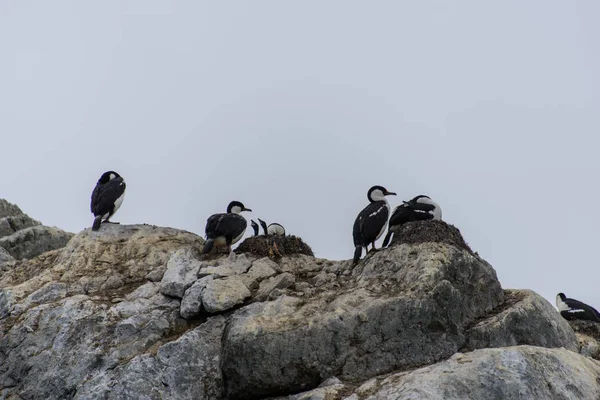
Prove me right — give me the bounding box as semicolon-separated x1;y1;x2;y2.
411;201;437;220
90;177;126;217
205;213;225;238
215;214;247;239
389;204;413;227
353;201;389;246
566;298;600;322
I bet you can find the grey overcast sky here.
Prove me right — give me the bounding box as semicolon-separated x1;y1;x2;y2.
1;1;599;307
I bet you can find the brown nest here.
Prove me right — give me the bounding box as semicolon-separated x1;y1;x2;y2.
568;320;600;341
234;235;314;259
390;219;473;253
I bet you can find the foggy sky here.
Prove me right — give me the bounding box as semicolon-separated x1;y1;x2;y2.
1;1;599;308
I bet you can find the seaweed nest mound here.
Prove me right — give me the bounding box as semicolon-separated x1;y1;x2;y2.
235;235;314;259
568;320;600;342
390;219;473;253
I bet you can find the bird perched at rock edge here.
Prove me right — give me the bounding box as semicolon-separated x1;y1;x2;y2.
202;201;252;254
382;195;442;247
267;223;286;236
352;185;396;264
556;293;600;322
257;218;268;236
251;220;259;236
90;171;126;231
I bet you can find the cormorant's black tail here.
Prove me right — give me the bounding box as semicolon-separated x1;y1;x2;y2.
92;216;102;231
202;239;215;255
353;246;362;264
382;231;393;248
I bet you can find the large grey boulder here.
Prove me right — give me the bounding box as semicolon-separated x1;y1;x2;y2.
221;242;504;399
464;289;579;352
160;248;204;298
343;346;600;399
0;225;73;260
201;276;251;313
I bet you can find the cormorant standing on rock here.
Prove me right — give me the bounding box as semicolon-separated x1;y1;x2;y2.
352;185;396;264
90;171;126;231
202;201;251;254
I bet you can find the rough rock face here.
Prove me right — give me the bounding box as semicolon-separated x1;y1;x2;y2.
337;346;600;399
464;289;578;352
0;200;24;220
0;199;73;260
0;218;596;400
0;224;204;399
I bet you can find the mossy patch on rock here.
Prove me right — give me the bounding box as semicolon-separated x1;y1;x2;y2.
235;235;314;259
390;220;473;253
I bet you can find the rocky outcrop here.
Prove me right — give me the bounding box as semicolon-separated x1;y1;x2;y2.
0;224;204;399
0;199;73;260
0;218;596;400
222;242;504;399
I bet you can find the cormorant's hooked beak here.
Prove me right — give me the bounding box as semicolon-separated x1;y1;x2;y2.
243;207;252;212
385;191;397;196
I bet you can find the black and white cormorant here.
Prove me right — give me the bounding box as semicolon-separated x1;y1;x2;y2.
382;195;442;247
352;185;396;264
257;218;268;236
556;293;600;322
267;223;286;236
202;201;252;254
251;220;259;236
90;171;126;231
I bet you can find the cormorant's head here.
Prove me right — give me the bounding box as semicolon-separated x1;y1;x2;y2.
227;201;252;214
98;171;121;184
367;185;396;202
556;293;568;311
250;220;259;236
257;218;268;235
